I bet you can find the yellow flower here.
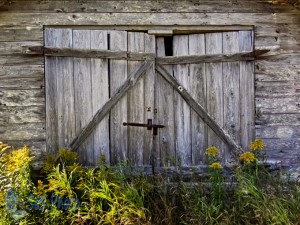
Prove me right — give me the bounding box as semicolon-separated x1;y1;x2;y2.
36;180;45;196
240;152;256;164
249;139;264;151
209;162;223;169
0;191;6;206
205;146;220;157
1;145;33;174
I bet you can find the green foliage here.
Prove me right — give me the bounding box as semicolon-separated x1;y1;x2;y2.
1;139;300;225
0;141;150;225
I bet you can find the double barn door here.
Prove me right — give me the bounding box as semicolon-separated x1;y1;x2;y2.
45;28;254;171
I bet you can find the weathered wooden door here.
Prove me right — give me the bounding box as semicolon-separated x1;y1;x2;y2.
44;28;254;171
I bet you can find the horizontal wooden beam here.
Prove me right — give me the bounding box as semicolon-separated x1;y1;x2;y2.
155;63;243;157
69;60;153;151
22;46;155;61
23;46;270;63
157;50;270;64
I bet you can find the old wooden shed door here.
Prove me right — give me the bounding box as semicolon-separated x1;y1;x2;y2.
45;28;254;171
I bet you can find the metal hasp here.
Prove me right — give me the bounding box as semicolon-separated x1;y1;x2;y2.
123;119;164;135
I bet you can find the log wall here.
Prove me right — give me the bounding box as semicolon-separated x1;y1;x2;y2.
0;0;299;170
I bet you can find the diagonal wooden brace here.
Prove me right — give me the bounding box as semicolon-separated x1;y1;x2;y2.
155;63;243;157
69;60;153;151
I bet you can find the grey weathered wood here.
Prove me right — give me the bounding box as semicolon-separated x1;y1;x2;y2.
256;64;300;82
0;65;43;78
1;13;299;27
156;63;242;157
148;30;173;35
205;33;224;156
70;60;153;153
156;51;255;64
73;30;93;165
1;1;298;13
44;28;58;154
0;27;43;41
256;113;300;126
143;33;156;166
256;81;300;98
128;32;146;166
91;30;110;164
239;30;255;150
50;29;75;152
155;37;175;167
0;106;45;124
173;35;191;166
0;41;41;54
0;55;43;66
109;31;128;165
0;89;44;106
256;96;299;114
23;46;155;60
222;31;241;162
0;122;45;141
189;33;207;165
0;76;44;90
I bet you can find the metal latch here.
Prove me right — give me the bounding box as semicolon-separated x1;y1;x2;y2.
123;119;164;135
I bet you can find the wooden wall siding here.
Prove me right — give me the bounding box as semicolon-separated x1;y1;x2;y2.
1;1;299;13
0;0;299;169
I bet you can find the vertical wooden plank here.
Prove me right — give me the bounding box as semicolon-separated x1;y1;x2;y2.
110;31;128;165
173;35;191;166
90;30;109;165
144;33;155;168
223;31;240;163
239;30;255;150
127;32;145;166
189;34;207;165
44;28;58;154
205;33;224;157
73;30;93;165
45;28;74;155
156;37;175;167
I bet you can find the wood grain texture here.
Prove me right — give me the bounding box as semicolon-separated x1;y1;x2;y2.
0;106;45;124
143;33;155;167
155;37;175;167
109;30;128;165
1;1;298;13
90;30;110;164
23;46;155;60
0;13;299;27
73;30;93;164
44;28;58;154
222;32;241;161
69;60;153;155
205;33;224;156
0;123;45;141
156;64;242;157
128;32;145;166
189;33;207;165
173;35;191;166
156;52;254;64
239;30;255;150
0;89;44;106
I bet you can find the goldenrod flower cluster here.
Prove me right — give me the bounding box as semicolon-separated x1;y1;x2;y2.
1;145;33;174
249;139;264;151
240;152;256;164
209;162;223;169
36;180;45;196
205;146;220;157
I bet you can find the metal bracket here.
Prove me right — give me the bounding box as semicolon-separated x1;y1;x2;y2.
123;119;164;135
